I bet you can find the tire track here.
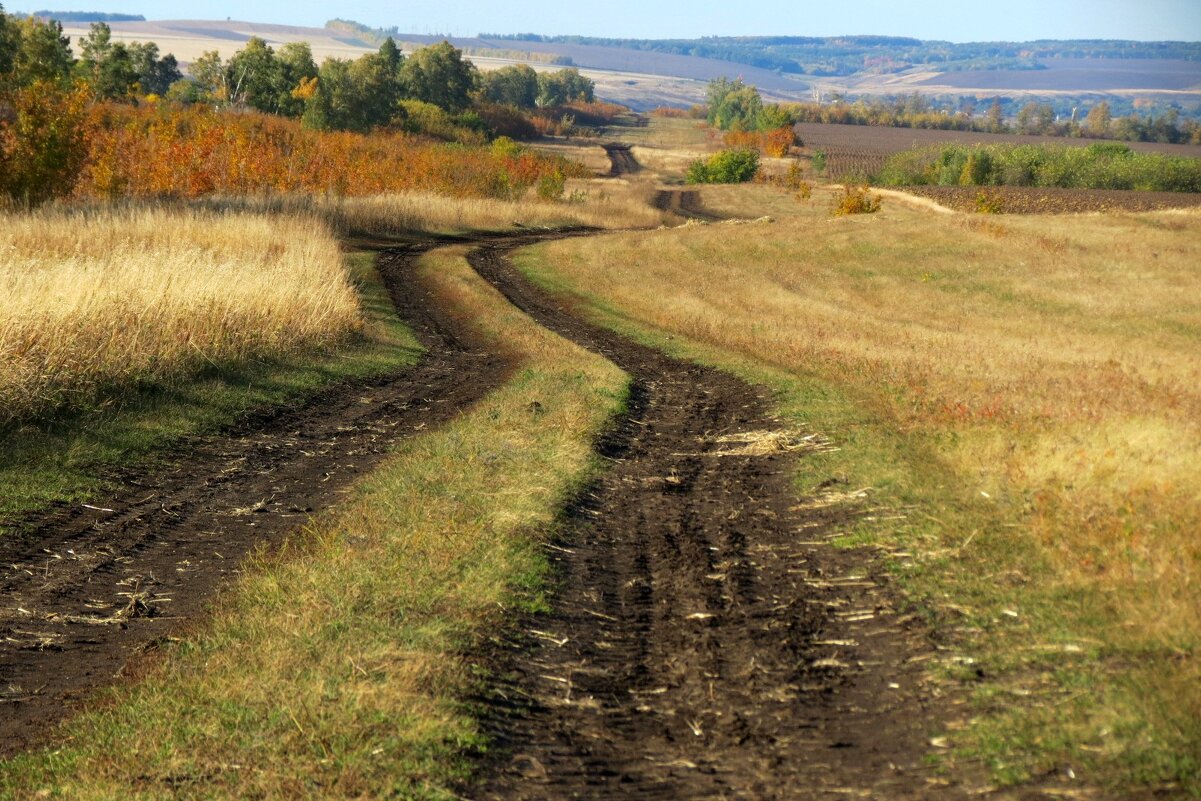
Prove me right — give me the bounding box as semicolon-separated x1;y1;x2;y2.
0;232;578;757
467;238;965;799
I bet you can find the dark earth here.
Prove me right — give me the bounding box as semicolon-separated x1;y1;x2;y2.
466;240;967;800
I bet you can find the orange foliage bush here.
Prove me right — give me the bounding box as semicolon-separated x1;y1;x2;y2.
2;88;584;205
649;106;690;118
76;104;584;201
0;82;93;206
721;126;797;158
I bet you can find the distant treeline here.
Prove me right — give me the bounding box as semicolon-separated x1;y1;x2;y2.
327;20;573;66
30;10;144;22
700;78;1201;146
481;33;1201;77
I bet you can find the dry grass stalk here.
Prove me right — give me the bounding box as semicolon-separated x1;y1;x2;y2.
0;205;362;425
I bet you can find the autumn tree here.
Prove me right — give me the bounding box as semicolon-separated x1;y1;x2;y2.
984;98;1005;133
400;40;477;111
1016;101;1054;135
480;63;538;108
536;67;594;107
275;41;317;116
0;79;90;205
75;23;177;99
127;41;180;95
188;50;227;101
0;5;16;82
1084;101;1111;138
226;37;283;112
303;40;404;132
11;16;73;87
755;103;794;131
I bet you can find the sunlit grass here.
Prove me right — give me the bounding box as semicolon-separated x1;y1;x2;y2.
0;206;361;426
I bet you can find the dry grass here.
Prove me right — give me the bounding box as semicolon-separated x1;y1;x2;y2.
529;142;614;175
0;184;660;428
0;246;627;798
201;186;664;238
517;184;1201;790
0;206;361;425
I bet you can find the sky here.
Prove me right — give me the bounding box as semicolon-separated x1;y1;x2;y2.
8;0;1201;42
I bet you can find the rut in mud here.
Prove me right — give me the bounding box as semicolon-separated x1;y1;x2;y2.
602;143;641;177
467;240;963;800
0;234;570;757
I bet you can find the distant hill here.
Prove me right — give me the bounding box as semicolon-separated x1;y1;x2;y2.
47;18;1201;112
483;34;1201;78
32;10;145;22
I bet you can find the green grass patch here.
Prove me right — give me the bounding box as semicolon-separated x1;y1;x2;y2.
0;252;419;530
0;247;627;799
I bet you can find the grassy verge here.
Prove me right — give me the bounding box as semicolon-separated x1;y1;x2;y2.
0;249;417;527
0;246;627;799
508;184;1201;796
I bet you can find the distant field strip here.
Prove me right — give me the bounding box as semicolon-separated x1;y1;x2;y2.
0;207;361;424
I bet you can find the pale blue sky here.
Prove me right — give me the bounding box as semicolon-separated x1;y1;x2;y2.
9;0;1201;42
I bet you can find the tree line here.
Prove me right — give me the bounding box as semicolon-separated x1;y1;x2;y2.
0;6;597;137
0;11;181;97
701;77;1201;146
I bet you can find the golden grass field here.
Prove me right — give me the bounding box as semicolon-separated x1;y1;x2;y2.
0;189;659;428
518;183;1201;789
0;207;361;425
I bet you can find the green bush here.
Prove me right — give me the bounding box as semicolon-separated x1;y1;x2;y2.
686;148;760;184
536;170;565;200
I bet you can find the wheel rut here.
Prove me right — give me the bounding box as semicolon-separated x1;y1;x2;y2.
0;231;582;757
467;241;965;800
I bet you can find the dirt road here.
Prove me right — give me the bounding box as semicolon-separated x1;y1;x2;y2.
465;237;961;799
0;235;549;756
603;143;641;176
4;142;967;798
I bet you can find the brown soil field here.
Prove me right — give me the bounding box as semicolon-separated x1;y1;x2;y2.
898;184;1201;214
798;121;1201;180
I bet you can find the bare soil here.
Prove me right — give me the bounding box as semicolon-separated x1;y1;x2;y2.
603;143;642;176
0;235;539;756
465;240;974;800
